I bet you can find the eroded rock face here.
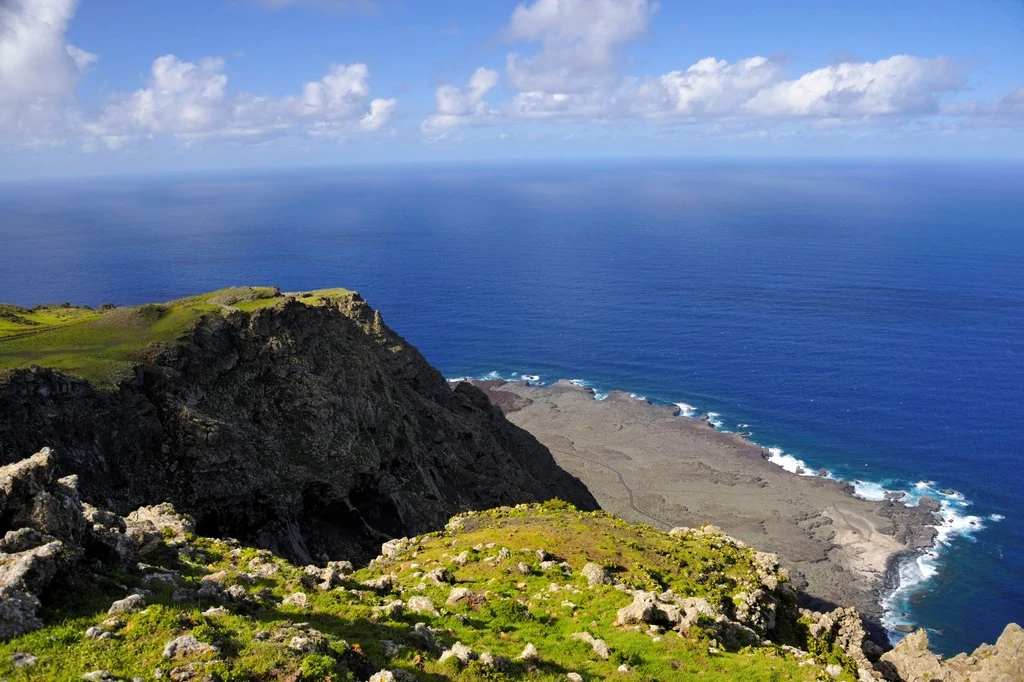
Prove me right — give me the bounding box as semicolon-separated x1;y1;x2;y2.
880;624;1024;682
0;449;84;640
0;450;194;641
0;296;598;564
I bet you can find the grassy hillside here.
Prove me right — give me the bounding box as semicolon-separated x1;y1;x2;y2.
0;503;855;682
0;287;353;387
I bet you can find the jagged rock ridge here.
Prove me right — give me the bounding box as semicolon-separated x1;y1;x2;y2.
0;290;597;564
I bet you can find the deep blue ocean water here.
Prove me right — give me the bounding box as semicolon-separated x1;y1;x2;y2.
1;160;1021;656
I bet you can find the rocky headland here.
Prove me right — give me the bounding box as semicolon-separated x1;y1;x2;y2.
0;288;596;565
0;287;1019;681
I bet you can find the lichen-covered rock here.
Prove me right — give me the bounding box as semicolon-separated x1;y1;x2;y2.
108;593;146;615
614;591;660;625
162;635;218;659
439;641;477;665
425;566;453;585
517;642;539;662
410;622;438;653
281;592;308;608
581;562;612;587
407;595;438;616
571;632;611;659
446;586;479;606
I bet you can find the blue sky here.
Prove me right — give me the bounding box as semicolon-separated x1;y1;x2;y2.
1;0;1023;178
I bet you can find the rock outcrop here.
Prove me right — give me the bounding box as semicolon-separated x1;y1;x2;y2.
879;625;1023;682
0;449;186;640
0;292;597;564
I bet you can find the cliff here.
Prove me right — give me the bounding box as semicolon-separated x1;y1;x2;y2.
0;288;597;564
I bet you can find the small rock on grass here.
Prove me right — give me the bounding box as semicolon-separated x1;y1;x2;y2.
107;593;145;615
12;652;39;667
518;643;539;661
162;635;218;659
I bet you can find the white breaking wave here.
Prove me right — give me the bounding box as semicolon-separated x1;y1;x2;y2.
765;447;817;476
881;484;1002;640
851;480;891;501
628;392;647;402
675;402;698;417
706;411;725;428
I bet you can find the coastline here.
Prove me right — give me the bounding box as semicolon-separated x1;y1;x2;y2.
469;377;943;639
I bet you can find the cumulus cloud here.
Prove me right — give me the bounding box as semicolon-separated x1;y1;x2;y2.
746;55;964;118
633;56;784;119
0;0;95;144
421;68;500;137
506;0;657;92
948;84;1024;126
82;56;396;149
422;0;982;136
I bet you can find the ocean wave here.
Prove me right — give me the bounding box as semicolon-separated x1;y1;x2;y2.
765;447;818;477
851;480;891;501
675;402;698;418
881;484;1000;641
706;411;725;429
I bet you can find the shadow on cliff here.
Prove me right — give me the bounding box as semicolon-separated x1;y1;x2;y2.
0;297;599;567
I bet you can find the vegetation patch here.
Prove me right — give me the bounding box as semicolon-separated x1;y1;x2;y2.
0;286;355;387
0;501;857;681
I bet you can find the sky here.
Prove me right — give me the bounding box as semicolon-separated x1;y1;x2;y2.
1;0;1023;179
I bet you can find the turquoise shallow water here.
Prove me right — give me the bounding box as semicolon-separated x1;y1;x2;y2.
1;160;1022;655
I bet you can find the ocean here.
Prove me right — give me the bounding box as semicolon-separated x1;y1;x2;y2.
1;160;1021;656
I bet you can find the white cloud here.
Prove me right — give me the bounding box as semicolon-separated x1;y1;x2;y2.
505;0;657;92
421;0;984;138
633;56;783;119
746;55;963;118
83;56;396;149
421;68;500;137
360;97;397;131
949;84;1024;126
0;0;95;144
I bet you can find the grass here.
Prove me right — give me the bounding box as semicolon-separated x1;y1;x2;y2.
0;502;856;681
0;286;355;387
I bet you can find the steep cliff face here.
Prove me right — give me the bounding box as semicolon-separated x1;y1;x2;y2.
0;291;597;563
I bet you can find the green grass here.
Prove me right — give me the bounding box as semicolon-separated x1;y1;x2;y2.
0;286;355;387
0;503;855;681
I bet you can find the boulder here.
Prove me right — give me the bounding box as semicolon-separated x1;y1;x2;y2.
571;632;611;659
581;563;613;587
162;635;218;659
108;593;146;615
614;591;660;625
439;641;476;666
407;595;438;616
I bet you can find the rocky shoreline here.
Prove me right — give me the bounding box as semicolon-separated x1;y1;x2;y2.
472;379;941;639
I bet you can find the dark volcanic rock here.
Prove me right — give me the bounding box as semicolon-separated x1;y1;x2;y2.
0;295;597;564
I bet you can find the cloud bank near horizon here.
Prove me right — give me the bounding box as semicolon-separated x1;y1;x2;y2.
1;0;1021;156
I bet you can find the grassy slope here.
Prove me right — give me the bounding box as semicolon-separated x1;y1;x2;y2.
0;287;353;387
0;503;853;682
